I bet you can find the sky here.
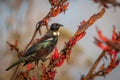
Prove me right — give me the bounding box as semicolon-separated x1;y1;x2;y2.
0;0;120;80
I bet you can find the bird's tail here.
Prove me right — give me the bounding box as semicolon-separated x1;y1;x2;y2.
5;58;24;71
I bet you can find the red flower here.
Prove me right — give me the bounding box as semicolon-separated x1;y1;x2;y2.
106;58;120;74
51;48;59;60
26;63;32;71
56;54;65;67
26;63;36;71
109;50;118;56
96;28;109;42
95;27;119;54
61;2;69;12
49;0;59;6
31;75;37;80
51;7;61;17
48;69;56;80
69;32;86;47
50;1;69;17
51;48;65;67
95;27;120;75
95;37;110;50
64;31;86;63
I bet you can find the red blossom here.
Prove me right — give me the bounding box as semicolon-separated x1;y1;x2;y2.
49;0;59;6
64;31;86;63
105;67;112;74
109;50;118;56
113;59;120;67
96;28;109;42
52;48;59;60
105;59;120;74
31;76;37;80
51;7;61;17
27;63;32;71
50;2;69;17
76;32;86;41
26;63;36;71
69;32;86;47
95;37;110;50
62;2;69;12
41;63;57;80
112;26;117;41
56;54;65;67
95;27;120;76
51;48;65;67
48;69;56;80
95;27;120;54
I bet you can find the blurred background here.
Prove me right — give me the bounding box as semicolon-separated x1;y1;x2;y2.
0;0;120;80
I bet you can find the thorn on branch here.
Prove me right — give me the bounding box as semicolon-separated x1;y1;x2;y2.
7;40;19;53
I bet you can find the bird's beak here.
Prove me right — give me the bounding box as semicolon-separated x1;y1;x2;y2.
57;24;63;31
58;24;63;27
60;24;63;27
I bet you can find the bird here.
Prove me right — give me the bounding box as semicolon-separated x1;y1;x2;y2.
6;23;63;71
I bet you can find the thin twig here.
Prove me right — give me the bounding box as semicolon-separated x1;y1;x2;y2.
24;29;38;52
10;64;20;80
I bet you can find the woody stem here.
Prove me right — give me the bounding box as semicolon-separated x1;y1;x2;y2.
84;50;106;80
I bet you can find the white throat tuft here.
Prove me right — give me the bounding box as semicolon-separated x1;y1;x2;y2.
53;31;60;36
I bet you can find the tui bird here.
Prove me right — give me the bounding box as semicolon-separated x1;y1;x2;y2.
6;23;63;71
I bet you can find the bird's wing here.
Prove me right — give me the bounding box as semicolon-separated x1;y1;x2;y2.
24;38;53;56
38;30;53;42
24;30;53;56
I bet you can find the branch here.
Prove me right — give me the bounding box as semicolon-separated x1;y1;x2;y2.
93;0;120;8
41;8;105;80
82;26;120;80
84;50;107;80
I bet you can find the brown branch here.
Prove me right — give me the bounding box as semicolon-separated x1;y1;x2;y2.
91;68;106;79
75;8;105;37
106;40;120;51
93;0;120;8
44;8;106;78
10;64;20;80
24;29;38;52
84;50;107;80
63;8;105;57
7;1;106;80
10;1;69;79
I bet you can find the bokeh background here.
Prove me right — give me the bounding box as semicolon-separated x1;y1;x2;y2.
0;0;120;80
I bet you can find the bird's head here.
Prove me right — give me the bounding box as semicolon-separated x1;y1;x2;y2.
50;23;63;31
50;23;63;36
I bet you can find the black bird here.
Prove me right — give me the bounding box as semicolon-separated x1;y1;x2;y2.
6;23;63;71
